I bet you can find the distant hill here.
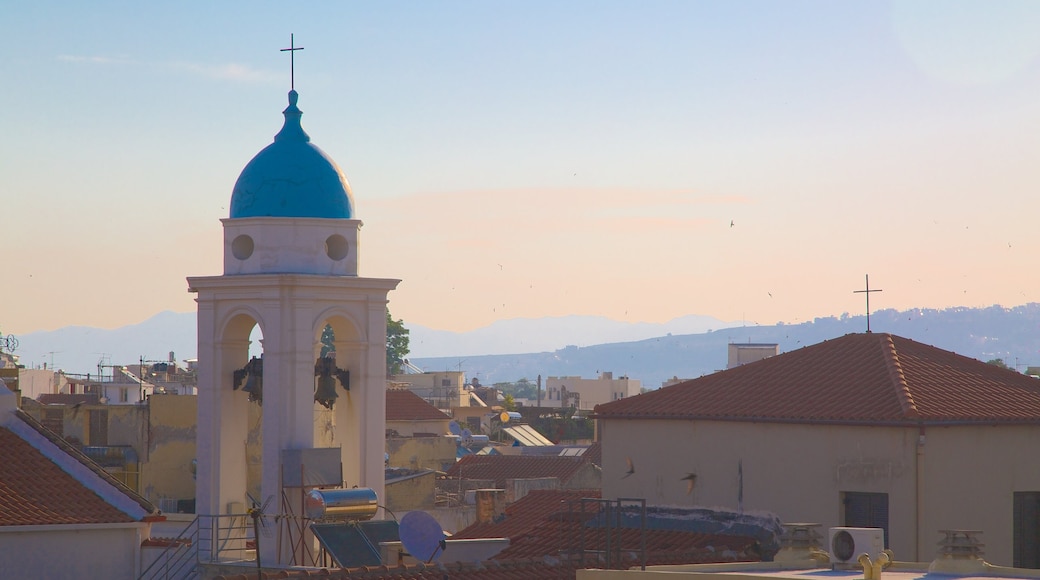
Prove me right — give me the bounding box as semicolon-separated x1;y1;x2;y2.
9;305;1040;389
409;304;1040;388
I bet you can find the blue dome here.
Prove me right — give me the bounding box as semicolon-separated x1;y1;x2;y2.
229;91;355;219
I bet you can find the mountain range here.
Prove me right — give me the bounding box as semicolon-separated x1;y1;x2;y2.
9;304;1040;389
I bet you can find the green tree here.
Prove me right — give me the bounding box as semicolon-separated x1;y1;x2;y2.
320;324;335;357
987;358;1012;370
386;310;410;376
502;393;517;411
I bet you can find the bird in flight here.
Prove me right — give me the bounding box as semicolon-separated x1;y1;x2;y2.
622;457;635;479
730;220;735;227
681;472;697;495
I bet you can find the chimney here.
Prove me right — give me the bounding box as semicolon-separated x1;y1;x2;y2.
474;489;505;524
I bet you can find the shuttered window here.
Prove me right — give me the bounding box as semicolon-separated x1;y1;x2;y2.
842;491;889;548
1014;492;1040;568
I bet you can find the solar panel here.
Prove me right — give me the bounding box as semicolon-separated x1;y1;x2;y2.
311;520;400;568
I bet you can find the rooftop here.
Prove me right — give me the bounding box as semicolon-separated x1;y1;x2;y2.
445;454;593;488
595;333;1040;426
385;389;452;422
0;409;156;525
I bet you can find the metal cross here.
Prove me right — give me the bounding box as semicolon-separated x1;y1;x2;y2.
280;33;304;90
853;274;883;333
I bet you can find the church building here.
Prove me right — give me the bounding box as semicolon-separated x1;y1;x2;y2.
188;76;399;566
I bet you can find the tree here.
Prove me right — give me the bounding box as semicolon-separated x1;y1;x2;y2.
987;358;1012;370
502;393;517;412
320;324;335;357
386;310;410;376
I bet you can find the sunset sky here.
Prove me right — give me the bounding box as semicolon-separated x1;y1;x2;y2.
4;1;1040;336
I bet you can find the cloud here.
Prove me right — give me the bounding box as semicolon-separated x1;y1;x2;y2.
56;54;279;84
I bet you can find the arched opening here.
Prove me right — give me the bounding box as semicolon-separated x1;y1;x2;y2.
312;315;365;486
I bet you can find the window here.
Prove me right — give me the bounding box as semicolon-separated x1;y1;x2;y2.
42;409;64;437
88;409;109;446
842;491;889;547
441;379;451;387
120;388;128;403
1014;492;1040;568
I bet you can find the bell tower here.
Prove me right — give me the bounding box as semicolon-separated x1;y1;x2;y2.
188;83;399;564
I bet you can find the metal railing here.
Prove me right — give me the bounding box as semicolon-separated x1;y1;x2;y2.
138;513;259;580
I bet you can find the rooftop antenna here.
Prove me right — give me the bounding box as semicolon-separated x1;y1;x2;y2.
853;274;883;333
280;33;304;90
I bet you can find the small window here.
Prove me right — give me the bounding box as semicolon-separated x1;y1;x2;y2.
842;491;889;547
441;379;451;387
120;388;129;403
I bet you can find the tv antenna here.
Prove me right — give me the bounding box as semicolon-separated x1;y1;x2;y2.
0;334;18;353
246;492;274;579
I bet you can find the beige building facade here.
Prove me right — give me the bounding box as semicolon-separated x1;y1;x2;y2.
596;333;1040;568
546;371;641;411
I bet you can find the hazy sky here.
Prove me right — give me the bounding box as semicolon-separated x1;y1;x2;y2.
4;1;1040;336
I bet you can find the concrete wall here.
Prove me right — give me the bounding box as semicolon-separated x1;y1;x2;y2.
600;418;1040;567
0;524;146;580
387;436;457;472
387;418;450;437
385;471;436;512
141;394;198;507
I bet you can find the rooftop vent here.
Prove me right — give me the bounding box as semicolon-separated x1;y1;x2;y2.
776;522;828;563
929;529;988;575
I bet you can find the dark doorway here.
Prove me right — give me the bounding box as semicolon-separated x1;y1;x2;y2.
1014;492;1040;568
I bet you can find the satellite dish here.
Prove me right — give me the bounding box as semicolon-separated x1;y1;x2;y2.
461;429;473;445
449;421;462;436
499;411;510;423
399;510;445;563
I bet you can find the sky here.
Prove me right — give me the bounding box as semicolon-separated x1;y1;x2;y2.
4;1;1040;337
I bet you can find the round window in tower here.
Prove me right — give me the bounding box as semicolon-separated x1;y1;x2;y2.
231;234;254;260
325;234;349;261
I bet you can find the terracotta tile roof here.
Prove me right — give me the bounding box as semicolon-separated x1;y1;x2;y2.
594;332;1040;425
444;454;589;488
454;489;601;540
0;424;137;525
583;442;601;467
385;389;451;422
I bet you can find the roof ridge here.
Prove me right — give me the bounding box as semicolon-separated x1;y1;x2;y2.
13;409;158;516
879;334;920;419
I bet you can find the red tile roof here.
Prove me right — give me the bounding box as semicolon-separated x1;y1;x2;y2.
594;333;1040;425
444;454;590;488
0;424;138;526
385;389;452;422
454;489;601;540
582;442;601;467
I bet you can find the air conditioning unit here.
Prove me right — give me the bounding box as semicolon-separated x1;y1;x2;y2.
828;527;884;565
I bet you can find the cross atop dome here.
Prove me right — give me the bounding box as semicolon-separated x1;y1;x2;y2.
280;34;304;90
